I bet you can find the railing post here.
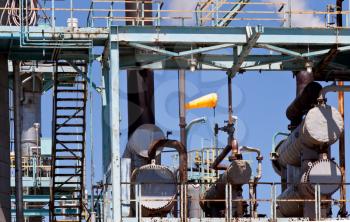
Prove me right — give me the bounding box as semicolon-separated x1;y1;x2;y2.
270;183;277;221
314;184;321;221
288;0;292;28
157;2;161;26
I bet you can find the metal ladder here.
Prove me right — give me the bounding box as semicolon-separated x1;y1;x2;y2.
50;67;87;222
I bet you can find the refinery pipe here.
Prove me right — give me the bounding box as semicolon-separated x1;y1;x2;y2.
240;146;262;218
211;139;238;170
286;82;322;127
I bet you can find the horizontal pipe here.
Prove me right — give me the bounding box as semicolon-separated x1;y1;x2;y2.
319;83;350;101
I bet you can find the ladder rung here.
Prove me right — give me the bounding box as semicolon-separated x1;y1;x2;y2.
56;132;84;136
56;115;84;119
54;181;81;185
56;89;85;93
56;141;84;144
54;189;82;193
55;156;82;160
57;80;86;84
56;107;84;110
56;149;83;152
56;166;82;169
54;174;82;177
53;205;81;209
56;98;85;101
56;124;84;127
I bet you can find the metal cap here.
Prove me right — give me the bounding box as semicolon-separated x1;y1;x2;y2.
127;124;165;158
131;163;177;214
301;159;342;196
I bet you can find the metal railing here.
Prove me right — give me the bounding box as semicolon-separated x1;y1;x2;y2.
115;181;350;220
0;0;348;47
10;155;51;178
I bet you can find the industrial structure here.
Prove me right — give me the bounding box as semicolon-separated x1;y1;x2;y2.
1;0;350;221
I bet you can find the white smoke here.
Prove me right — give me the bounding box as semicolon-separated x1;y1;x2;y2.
165;0;324;27
270;0;324;27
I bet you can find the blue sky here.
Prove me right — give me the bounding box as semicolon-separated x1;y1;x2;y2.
37;0;350;216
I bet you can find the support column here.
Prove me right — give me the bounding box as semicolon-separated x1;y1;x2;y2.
13;61;24;222
0;54;10;222
336;0;347;217
109;41;121;221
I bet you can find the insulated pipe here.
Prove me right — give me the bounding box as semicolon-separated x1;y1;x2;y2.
277;104;344;167
286;81;322;128
210;140;238;170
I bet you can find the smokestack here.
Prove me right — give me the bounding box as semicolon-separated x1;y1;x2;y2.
125;1;155;138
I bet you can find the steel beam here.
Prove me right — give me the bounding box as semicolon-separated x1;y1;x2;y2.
112;26;350;45
229;26;263;76
108;40;121;222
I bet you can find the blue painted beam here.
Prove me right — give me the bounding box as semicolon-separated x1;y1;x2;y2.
229;26;263;76
112;26;350;45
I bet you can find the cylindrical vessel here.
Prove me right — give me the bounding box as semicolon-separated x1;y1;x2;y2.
21;75;41;158
277;185;304;217
277;105;343;167
21;91;41;157
200;160;251;216
131;163;177;217
277;159;342;217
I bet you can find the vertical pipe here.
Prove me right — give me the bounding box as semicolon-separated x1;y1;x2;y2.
227;76;237;156
179;70;186;147
337;0;347;216
178;70;186;220
338;82;347;216
13;61;24;222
